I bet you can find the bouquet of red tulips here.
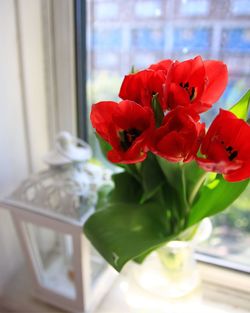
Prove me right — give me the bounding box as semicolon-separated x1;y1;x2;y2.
84;56;250;272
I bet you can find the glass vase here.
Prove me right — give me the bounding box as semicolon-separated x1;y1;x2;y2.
132;218;212;299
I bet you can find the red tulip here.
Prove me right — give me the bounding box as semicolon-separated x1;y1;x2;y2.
149;107;205;162
90;100;155;164
119;66;173;110
196;109;250;182
168;56;228;114
148;59;173;71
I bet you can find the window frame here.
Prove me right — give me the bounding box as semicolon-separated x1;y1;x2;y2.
41;0;77;140
75;0;88;142
198;262;250;310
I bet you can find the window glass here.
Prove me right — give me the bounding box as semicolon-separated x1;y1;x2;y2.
198;185;250;270
93;28;122;50
22;223;76;299
134;0;163;18
222;28;250;53
87;0;250;270
131;28;164;50
231;0;250;15
94;2;119;20
173;28;212;52
179;0;210;16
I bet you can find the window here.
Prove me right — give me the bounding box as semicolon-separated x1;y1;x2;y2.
84;0;250;273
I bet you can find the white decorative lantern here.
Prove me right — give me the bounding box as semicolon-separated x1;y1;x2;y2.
0;132;116;313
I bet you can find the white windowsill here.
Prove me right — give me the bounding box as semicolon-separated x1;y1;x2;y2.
1;262;249;313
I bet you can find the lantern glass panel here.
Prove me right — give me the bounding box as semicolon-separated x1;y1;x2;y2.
90;246;108;286
22;222;76;299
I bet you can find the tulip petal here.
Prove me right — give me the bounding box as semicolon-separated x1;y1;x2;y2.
90;101;117;142
91;99;155;164
114;100;154;131
196;158;242;174
156;131;186;162
108;144;147;164
197;109;250;182
225;163;250;182
169;83;190;109
119;73;141;103
150;107;204;162
149;59;173;71
201;60;228;104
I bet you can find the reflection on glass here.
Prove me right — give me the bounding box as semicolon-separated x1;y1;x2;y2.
22;223;76;299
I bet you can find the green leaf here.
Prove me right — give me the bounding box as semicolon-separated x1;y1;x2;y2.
130;65;136;73
133;240;169;264
152;94;164;127
157;182;184;233
122;164;141;183
157;157;183;190
96;184;113;211
157;157;189;223
109;172;143;204
140;153;165;203
188;176;249;226
229;89;250;120
95;133;112;157
84;201;174;272
95;133;129;170
182;161;208;205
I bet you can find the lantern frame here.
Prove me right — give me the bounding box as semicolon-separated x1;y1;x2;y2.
1;132;117;312
1;198;117;313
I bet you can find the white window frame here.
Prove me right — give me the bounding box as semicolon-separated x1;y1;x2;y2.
198;262;250;310
41;0;77;141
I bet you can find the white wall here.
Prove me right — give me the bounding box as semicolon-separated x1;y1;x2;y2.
0;0;50;296
0;0;76;296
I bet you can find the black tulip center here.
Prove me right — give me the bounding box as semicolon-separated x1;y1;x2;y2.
180;82;196;101
221;141;238;161
120;128;141;151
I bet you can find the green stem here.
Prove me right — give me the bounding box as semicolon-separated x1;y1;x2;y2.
188;172;208;206
177;222;200;241
181;165;190;228
123;164;141;183
181;164;189;210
